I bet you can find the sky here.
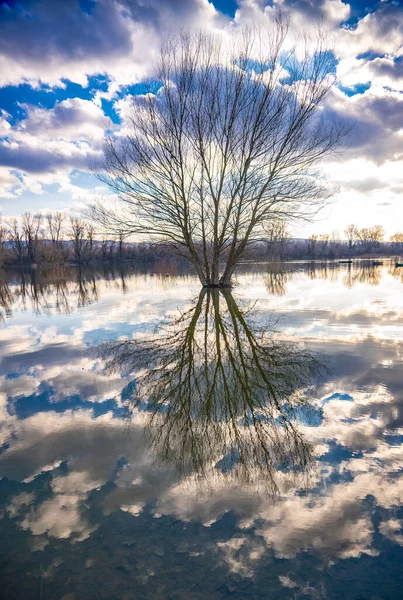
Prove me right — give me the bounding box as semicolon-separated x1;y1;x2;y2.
0;0;402;238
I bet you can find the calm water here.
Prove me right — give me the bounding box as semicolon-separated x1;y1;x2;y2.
1;260;403;599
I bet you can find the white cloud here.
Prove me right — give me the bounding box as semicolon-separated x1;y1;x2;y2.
0;267;403;583
337;3;403;59
0;98;113;198
0;0;223;89
0;0;400;231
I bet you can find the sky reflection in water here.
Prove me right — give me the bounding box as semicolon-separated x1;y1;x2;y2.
0;260;403;600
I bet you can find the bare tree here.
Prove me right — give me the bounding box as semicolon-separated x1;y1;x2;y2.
356;225;384;252
46;212;65;245
0;218;8;267
100;289;320;490
85;223;96;261
318;233;329;257
89;20;344;287
264;217;290;260
368;225;384;248
118;232;125;261
344;224;357;255
69;217;86;264
7;218;25;264
306;234;318;258
23;212;43;263
45;212;66;263
390;232;403;254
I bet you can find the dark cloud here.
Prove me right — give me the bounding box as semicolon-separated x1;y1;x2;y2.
324;90;403;163
120;0;217;27
340;177;389;193
0;143;94;173
0;0;133;64
312;336;403;404
0;342;87;373
368;93;403;131
363;2;403;39
0;0;223;88
279;0;329;18
369;56;403;82
0;97;108;173
0;415;143;481
19;99;109;136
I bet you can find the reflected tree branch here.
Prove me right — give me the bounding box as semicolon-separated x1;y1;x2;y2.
100;290;324;493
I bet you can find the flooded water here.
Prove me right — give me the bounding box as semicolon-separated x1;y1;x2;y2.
1;260;402;599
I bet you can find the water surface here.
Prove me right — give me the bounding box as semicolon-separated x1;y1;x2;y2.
1;260;403;599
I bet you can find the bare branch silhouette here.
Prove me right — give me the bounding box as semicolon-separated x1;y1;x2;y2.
100;290;323;492
89;20;345;287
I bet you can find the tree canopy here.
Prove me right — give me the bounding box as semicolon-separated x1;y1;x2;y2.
90;17;344;286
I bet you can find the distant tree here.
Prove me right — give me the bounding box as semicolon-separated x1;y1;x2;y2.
357;225;384;252
318;233;330;257
390;232;403;254
85;223;96;261
46;212;65;246
7;218;25;264
69;218;86;263
45;212;66;263
264;218;290;260
344;224;358;254
0;218;8;267
118;232;125;261
89;19;344;287
22;212;43;263
108;239;115;261
328;230;340;258
368;225;384;246
100;238;109;261
306;234;318;258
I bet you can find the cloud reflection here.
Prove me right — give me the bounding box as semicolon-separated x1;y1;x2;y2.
0;263;403;597
100;289;322;494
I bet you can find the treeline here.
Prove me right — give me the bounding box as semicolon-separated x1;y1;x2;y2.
0;212;179;267
0;214;402;267
246;224;403;261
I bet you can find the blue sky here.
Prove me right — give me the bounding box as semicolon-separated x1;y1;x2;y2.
0;0;403;237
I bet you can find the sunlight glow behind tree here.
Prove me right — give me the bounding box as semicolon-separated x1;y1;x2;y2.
89;16;345;287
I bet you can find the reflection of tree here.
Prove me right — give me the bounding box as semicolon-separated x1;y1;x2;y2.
0;261;194;318
342;263;382;289
389;265;403;285
307;262;338;283
101;290;322;492
15;270;51;315
0;266;133;317
263;261;386;296
265;264;288;296
76;268;98;308
0;272;12;322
